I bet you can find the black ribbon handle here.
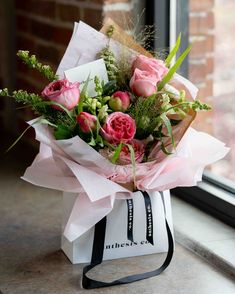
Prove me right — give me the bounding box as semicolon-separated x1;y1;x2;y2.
82;192;174;289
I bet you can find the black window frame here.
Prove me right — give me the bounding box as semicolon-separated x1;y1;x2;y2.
145;0;235;228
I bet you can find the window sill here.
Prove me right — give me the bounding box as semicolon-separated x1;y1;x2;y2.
171;194;235;279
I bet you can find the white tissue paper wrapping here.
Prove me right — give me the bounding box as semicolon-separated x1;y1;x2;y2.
21;21;229;261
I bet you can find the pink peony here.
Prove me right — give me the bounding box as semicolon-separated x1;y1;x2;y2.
109;91;131;112
77;112;97;133
100;112;136;144
132;54;168;82
41;79;80;110
130;68;158;97
118;139;145;165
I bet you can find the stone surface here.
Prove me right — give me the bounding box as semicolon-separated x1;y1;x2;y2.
0;139;235;294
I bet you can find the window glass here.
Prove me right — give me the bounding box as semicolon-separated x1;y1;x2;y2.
189;0;235;183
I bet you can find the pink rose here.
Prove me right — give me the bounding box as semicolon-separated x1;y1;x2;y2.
100;112;136;144
41;79;80;110
76;112;97;133
130;68;158;97
132;54;168;81
109;91;131;112
118;139;145;165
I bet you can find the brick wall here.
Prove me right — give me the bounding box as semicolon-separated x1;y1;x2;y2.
1;0;215;136
14;0;134;93
0;0;134;136
189;0;215;133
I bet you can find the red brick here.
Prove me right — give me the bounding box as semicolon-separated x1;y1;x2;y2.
190;0;214;12
0;98;5;110
16;14;31;33
0;77;3;88
190;38;207;58
31;19;54;40
36;43;60;65
53;26;73;45
57;3;80;22
197;79;213;100
16;35;36;52
83;8;103;30
30;0;56;19
190;15;208;35
15;0;55;19
206;11;214;29
206;34;214;52
91;0;129;2
189;62;207;84
206;56;214;74
16;76;43;94
15;0;31;11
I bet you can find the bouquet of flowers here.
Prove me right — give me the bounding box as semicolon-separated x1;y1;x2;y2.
0;19;229;289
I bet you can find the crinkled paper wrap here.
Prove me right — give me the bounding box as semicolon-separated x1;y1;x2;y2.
22;21;229;242
22;121;229;242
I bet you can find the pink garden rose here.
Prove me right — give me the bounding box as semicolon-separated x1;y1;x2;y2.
77;112;97;133
130;68;158;97
109;91;131;112
118;139;145;165
130;54;168;97
132;54;168;82
42;79;80;110
101;112;136;144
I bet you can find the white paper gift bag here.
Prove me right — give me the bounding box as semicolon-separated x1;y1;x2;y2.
61;190;173;264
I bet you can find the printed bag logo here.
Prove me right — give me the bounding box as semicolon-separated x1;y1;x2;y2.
105;240;150;250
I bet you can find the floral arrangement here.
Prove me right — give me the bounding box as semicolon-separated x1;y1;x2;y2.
0;20;229;289
1;26;209;170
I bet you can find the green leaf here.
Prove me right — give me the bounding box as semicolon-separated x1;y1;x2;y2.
160;140;173;155
158;44;192;91
102;80;117;96
158;129;173;155
165;33;181;68
111;142;123;164
54;124;73;140
5;124;32;153
5;117;43;153
88;135;96;146
160;113;175;148
78;75;90;114
38;101;74;121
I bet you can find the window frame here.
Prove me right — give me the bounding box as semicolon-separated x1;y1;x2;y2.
146;0;235;228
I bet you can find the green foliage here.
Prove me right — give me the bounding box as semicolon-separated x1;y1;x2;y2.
107;25;115;38
165;33;181;68
99;47;119;81
17;50;58;82
102;80;118;96
128;93;169;139
54;124;73;140
158;44;192;91
160;112;175;148
111;142;123;164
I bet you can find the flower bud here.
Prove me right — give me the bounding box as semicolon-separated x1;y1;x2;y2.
109;91;130;112
77;112;97;133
